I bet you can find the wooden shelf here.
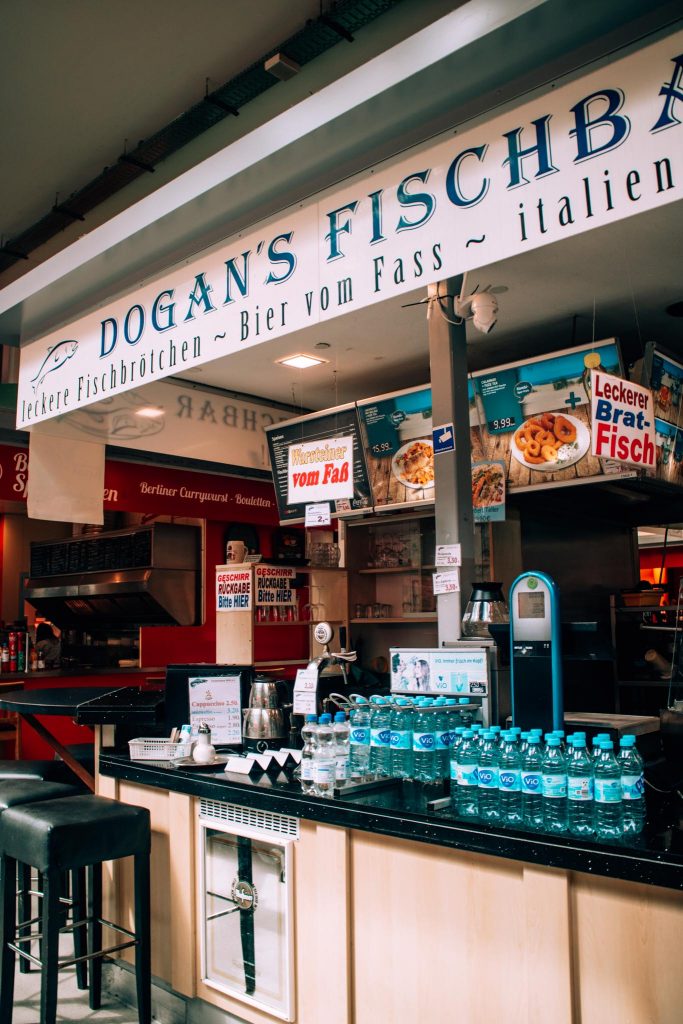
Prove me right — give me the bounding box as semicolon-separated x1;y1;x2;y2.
357;566;421;574
254;659;309;667
254;620;344;627
617;678;673;687
350;616;437;624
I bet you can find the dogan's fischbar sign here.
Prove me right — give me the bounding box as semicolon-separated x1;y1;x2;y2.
287;436;354;504
591;370;655;469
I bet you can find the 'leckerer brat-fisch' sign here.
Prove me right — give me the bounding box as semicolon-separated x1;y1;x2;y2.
591;370;656;468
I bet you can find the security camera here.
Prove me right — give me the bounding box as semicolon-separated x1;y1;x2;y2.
470;292;498;334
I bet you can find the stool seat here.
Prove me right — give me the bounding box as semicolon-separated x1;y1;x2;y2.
0;795;150;872
0;780;80;811
0;760;81;784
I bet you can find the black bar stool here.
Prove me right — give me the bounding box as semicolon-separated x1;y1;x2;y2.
0;780;82;981
0;794;151;1024
0;760;83;784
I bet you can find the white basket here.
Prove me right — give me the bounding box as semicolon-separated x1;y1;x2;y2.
128;738;193;761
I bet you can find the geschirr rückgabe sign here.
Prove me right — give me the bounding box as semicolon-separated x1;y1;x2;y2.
17;31;683;428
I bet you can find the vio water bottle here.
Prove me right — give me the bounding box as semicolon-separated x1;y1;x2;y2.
521;734;544;829
594;740;623;838
390;699;414;779
454;729;479;817
498;731;523;825
477;730;500;821
370;698;392;778
591;733;610;762
300;714;318;794
567;735;594;836
619;736;645;834
333;711;350;788
542;735;567;833
349;697;371;778
412;702;437;782
435;699;451;779
313;713;336;798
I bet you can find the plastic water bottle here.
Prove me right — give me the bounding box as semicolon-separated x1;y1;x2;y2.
619;736;645;834
471;723;483;744
498;731;522;825
521;734;544;829
490;725;502;744
567;735;594;835
478;731;500;821
510;726;522;740
458;698;473;727
519;731;531;757
594;740;623;837
333;712;350;789
542;736;567;833
591;733;610;762
300;714;318;794
445;699;460;756
370;698;392;777
390;699;414;779
349;697;371;778
412;703;437;781
313;713;336;798
435;700;451;779
454;729;479;817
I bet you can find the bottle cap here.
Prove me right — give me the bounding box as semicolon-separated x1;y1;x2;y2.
510;727;522;736
319;713;332;723
463;730;474;739
546;736;560;747
530;728;543;735
334;712;346;722
455;727;466;735
551;730;565;738
595;732;610;740
458;698;470;704
573;736;586;748
305;714;317;722
471;724;482;732
599;739;614;750
491;725;502;733
620;735;636;747
521;732;531;740
527;735;540;745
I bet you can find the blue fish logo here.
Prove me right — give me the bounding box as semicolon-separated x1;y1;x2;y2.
30;339;79;393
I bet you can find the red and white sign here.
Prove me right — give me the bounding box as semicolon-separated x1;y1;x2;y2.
216;568;252;612
286;435;353;504
591;371;656;469
255;565;297;605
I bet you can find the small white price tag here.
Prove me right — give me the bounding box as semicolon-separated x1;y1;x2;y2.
435;543;462;567
293;690;317;715
294;668;318;691
293;667;318;715
305;502;332;527
432;569;460;594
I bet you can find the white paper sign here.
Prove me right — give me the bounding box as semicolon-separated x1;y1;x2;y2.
216;568;252;611
255;564;297;605
435;544;462;567
188;675;242;744
287;436;354;504
591;370;656;469
293;666;318;715
305;502;332;527
432;569;460;594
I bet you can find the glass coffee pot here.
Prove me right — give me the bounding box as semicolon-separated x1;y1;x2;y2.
462;582;509;638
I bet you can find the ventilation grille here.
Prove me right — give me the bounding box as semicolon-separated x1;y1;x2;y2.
199;798;299;839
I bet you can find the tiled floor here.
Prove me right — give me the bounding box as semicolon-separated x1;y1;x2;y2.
12;956;149;1023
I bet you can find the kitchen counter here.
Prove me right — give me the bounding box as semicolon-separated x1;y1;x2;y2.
0;666;165;681
99;751;683;891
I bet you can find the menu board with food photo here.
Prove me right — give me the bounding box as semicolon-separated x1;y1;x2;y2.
654;418;683;486
468;340;635;491
357;386;435;509
640;343;683;427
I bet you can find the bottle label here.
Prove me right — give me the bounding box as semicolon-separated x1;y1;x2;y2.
568;775;593;801
413;731;436;752
350;727;369;746
621;773;644;800
371;728;390;748
499;769;521;792
594;778;621;803
436;731;450;751
313;760;335;785
450;761;459;782
542;774;568;799
458;763;478;786
478;767;498;789
335;757;348;781
390;729;411;750
301;760;313;782
521;770;542;794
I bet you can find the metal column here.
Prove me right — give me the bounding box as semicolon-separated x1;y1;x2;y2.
428;277;475;644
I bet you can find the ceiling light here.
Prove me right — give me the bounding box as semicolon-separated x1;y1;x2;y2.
276;353;328;370
136;406;164;418
264;53;301;81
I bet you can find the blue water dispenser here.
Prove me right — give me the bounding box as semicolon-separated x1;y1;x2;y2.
509;571;563;733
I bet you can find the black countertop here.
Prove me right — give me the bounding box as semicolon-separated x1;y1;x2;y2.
0;667;165;681
100;752;683;892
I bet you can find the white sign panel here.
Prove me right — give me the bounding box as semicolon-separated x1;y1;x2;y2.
305;502;331;527
286;435;354;504
293;666;318;716
255;564;297;605
435;543;462;567
216;568;252;611
17;32;683;427
590;370;656;469
432;569;460;594
188;675;242;743
390;648;488;696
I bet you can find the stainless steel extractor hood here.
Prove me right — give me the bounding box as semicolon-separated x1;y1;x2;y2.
25;524;201;626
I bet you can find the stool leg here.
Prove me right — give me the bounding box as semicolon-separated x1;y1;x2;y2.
87;862;102;1010
71;868;87;990
0;854;17;1024
134;852;151;1024
40;868;61;1024
17;861;32;974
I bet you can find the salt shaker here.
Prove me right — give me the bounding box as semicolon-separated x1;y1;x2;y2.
192;722;216;764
